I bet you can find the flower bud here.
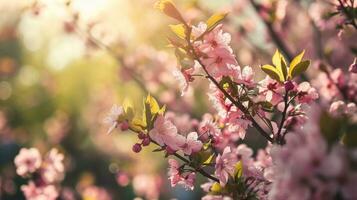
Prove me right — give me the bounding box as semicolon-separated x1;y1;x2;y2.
165;146;176;155
132;143;142;153
138;132;146;139
284;81;294;91
120;121;129;131
142;138;150;146
349;58;357;73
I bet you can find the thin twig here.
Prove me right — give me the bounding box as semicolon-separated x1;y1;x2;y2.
276;90;289;144
248;0;293;61
148;133;220;182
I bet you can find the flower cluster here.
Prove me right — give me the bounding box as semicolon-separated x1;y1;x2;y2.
100;1;357;199
268;106;357;200
14;148;65;200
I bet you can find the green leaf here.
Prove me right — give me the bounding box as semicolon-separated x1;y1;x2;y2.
143;94;162;130
289;50;305;70
203;140;212;150
279;57;288;81
210;182;222;193
206;12;228;32
169;24;186;39
203;153;214;165
130;117;146;132
155;0;185;23
145;94;160;115
288;60;310;78
234;161;243;180
261;64;284;82
272;49;281;68
272;49;287;81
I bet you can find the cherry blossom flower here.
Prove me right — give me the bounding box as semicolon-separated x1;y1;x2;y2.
168;159;181;187
172;63;197;96
41;148;65;184
226;109;251;140
227;64;255;87
258;76;284;105
198;114;220;140
192;22;207;38
179;172;196;190
215;147;237;186
14;148;42;177
149;115;185;150
21;181;59;200
180;132;203;155
168;159;196;190
202;47;237;79
329;100;357;116
103;104;124;134
198;24;232;53
296;82;319;104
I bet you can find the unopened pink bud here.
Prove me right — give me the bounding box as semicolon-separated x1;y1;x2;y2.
120;121;129;131
284;81;294;91
132;143;142;153
138;132;146;139
142;138;150;146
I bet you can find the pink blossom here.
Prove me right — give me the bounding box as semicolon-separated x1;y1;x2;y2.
180;132;203;155
180;172;196;190
329;100;346;116
215;147;238;186
267;105;355;200
172;64;197;96
168;159;196;190
226;109;251;140
192;22;207;38
168;159;181;187
132;174;161;200
258;76;284;105
329;101;357;116
103;104;124;134
199;24;232;53
331;69;345;88
227;64;255;87
208;83;230;118
296;82;319;104
198;114;220;140
14;148;42;177
200;181;213;192
149;115;185;150
202;47;237;79
21;181;59;200
41;148;64;184
165;112;198;134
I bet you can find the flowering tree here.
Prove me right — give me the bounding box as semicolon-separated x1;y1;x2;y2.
7;0;357;199
99;0;357;199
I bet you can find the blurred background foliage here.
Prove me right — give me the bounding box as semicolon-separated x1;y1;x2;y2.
0;0;356;199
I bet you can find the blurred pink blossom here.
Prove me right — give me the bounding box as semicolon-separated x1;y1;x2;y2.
14;148;42;177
